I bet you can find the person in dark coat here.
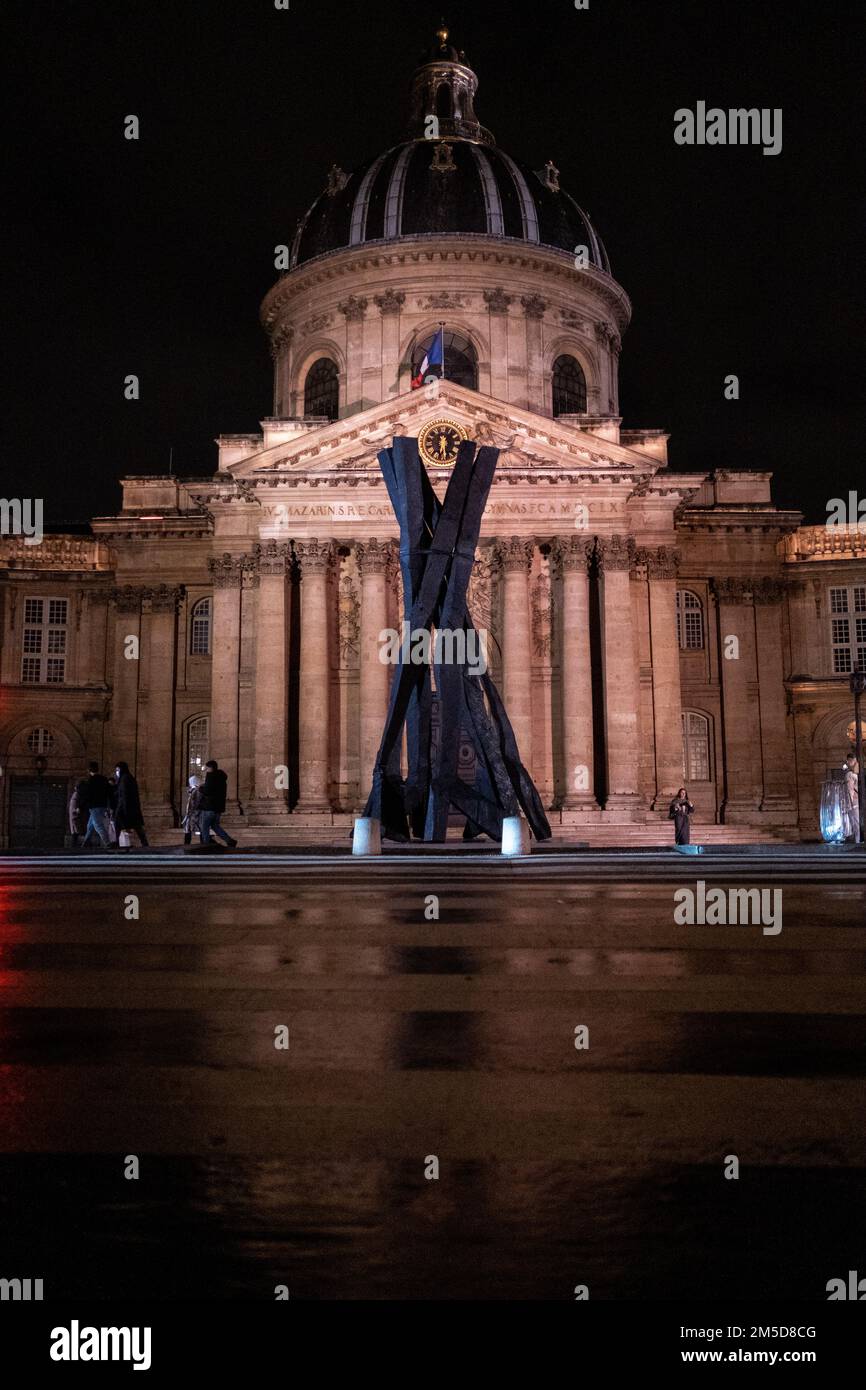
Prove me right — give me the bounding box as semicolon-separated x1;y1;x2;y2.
669;787;695;845
114;762;149;848
81;762;114;848
199;759;238;848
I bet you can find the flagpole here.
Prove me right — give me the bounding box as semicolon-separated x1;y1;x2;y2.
440;320;446;380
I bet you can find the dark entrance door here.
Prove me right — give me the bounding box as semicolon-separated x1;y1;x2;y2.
9;776;68;849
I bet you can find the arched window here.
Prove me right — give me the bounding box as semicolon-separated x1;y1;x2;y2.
676;590;705;650
190;597;211;656
552;354;587;416
187;717;209;782
304;358;339;420
27;727;55;754
414;330;478;390
436;84;453;119
682;711;711;782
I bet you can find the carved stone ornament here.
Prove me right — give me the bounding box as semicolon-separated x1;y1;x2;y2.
356;537;391;577
521;294;547;320
327;164;349;196
496;536;533;572
713;577;754;605
146;584;185;613
373;289;406;316
553;535;592;574
430;141;456;172
419;292;468;310
752;576;786;604
338;573;360;662
207;553;246;589
268;322;294;361
596;534;632;573
338;296;368;323
633;545;680;580
294;539;334;574
255;540;290;576
483;287;512;315
531;572;554;658
109;585;145;612
301;312;333;336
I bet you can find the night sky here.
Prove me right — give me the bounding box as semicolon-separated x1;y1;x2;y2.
6;0;861;527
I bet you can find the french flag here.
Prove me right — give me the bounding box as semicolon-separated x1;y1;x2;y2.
411;328;444;389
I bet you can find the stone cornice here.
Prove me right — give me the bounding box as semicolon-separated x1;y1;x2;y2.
260;236;632;334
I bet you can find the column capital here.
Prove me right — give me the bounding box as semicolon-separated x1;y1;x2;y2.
633;544;680;580
108;584;146;612
552;535;593;574
356;537;396;577
294;538;335;575
712;577;754;605
207;553;246;589
268;322;294;362
338;295;368;322
483;287;513;315
145;583;185;613
254;540;290;576
373;290;405;316
753;576;786;604
495;536;533;572
521;293;547;320
596;534;632;573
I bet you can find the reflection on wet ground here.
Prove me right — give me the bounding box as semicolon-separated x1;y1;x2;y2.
0;862;865;1299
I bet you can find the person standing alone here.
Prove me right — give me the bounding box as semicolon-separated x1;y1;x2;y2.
669;787;695;846
199;760;238;849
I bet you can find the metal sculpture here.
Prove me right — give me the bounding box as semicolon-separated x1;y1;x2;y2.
362;435;551;844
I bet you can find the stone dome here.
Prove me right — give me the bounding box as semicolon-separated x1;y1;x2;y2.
289;27;610;274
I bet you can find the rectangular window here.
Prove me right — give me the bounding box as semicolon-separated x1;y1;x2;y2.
829;586;866;675
683;612;703;649
20;595;69;684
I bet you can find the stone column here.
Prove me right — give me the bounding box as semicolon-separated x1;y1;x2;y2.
339;296;368;413
521;295;547;414
714;579;762;821
250;541;291;819
139;584;183;819
356;539;394;805
374;292;405;399
269;324;294;417
555;537;597;808
483;289;511;400
598;534;640;812
497;537;534;772
207;554;244;810
644;547;685;809
107;586;144;773
754;579;797;821
296;539;334;811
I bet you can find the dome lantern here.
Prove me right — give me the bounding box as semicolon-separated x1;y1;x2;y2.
406;23;495;146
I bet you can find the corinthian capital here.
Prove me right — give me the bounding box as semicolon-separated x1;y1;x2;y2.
338;296;368;323
495;536;533;572
207;553;246;589
552;535;592;574
146;583;185;613
373;290;405;316
596;534;632;573
294;538;334;575
356;537;396;577
109;585;146;612
254;540;290;576
521;294;547;320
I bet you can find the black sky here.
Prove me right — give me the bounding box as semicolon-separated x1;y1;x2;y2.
5;0;862;526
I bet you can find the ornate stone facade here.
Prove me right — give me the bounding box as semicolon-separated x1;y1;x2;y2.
0;34;862;846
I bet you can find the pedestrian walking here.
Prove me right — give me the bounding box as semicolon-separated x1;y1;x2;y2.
68;782;87;846
114;762;149;849
669;786;695;846
182;774;203;845
81;762;114;848
198;759;238;848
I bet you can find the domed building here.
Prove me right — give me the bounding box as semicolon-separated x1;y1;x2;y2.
0;27;863;847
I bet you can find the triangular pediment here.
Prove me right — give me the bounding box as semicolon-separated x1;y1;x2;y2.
226;382;663;481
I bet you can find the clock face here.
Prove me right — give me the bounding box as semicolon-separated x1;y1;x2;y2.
419;418;469;468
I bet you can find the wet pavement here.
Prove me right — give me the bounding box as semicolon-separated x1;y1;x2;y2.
1;851;865;1300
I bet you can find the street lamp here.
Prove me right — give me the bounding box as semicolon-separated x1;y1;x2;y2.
851;662;866;846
